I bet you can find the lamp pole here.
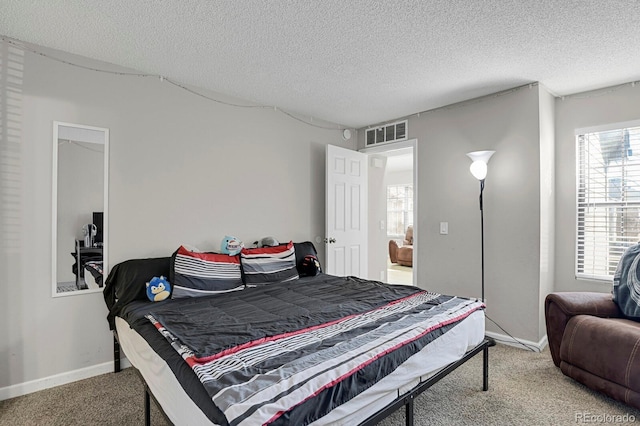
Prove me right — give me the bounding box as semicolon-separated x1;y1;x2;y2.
467;150;496;393
467;150;494;303
479;178;485;303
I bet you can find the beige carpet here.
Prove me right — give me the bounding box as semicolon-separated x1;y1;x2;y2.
1;344;638;425
387;263;413;285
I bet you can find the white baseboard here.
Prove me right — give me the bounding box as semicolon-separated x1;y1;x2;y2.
486;331;548;352
0;357;131;401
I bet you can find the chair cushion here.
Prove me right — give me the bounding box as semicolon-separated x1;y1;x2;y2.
397;246;413;266
560;315;640;393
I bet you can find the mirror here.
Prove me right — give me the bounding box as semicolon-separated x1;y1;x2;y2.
52;122;109;297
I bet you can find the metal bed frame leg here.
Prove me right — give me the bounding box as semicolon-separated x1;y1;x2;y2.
483;345;489;391
483;337;495;391
405;395;415;426
144;387;151;426
360;337;495;426
134;369;174;426
113;333;121;373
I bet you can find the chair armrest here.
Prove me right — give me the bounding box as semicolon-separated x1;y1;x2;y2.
545;292;621;367
546;292;621;317
389;240;399;264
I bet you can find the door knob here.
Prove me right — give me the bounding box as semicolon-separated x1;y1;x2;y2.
324;237;336;244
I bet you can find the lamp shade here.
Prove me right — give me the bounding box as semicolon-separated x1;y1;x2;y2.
466;150;495;180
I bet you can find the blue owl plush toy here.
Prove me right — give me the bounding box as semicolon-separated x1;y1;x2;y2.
146;276;171;302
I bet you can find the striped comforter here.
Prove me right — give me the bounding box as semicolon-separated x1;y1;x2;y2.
144;275;484;426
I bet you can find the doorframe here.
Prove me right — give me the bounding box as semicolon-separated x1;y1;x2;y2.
360;139;418;285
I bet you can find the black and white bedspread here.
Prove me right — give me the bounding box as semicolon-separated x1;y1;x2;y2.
132;275;484;426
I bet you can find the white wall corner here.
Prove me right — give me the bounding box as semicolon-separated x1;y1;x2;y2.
486;331;548;353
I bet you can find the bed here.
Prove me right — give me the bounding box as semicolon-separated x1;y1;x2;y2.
104;244;493;426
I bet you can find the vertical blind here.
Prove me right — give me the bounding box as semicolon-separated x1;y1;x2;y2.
576;125;640;280
0;40;24;253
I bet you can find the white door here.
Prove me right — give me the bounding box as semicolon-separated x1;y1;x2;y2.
326;145;368;277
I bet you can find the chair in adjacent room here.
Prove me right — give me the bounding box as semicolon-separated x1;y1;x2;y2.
389;225;413;267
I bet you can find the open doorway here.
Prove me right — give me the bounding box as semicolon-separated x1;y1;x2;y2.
362;140;416;286
385;150;414;285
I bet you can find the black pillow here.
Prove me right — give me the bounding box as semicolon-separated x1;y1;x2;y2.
613;243;640;320
104;257;171;329
294;241;322;276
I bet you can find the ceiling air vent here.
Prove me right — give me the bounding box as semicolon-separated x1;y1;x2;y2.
365;120;408;146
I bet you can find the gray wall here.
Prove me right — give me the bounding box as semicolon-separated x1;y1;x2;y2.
358;84;550;343
555;84;640;292
0;42;352;390
385;169;413;187
414;85;546;343
537;86;555;339
367;155;388;281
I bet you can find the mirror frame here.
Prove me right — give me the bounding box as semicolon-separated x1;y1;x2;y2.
52;121;109;297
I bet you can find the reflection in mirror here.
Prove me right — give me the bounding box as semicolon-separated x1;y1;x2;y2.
52;122;108;297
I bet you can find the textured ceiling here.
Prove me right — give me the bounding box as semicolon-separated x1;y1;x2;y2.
1;1;640;128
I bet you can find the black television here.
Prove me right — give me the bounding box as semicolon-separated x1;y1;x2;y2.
93;211;103;245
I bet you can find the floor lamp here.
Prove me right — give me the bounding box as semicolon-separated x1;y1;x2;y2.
466;150;495;302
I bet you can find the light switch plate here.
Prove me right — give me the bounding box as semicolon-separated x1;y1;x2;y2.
440;222;448;235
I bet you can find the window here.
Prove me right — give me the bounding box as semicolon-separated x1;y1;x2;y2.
576;123;640;280
387;184;413;236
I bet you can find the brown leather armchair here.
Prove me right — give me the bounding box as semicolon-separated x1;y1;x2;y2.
545;292;640;409
389;226;413;267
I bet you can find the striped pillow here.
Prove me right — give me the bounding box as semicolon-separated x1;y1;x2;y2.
171;246;244;298
241;241;299;285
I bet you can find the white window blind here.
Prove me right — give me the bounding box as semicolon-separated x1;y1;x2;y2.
387;185;413;236
576;124;640;280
